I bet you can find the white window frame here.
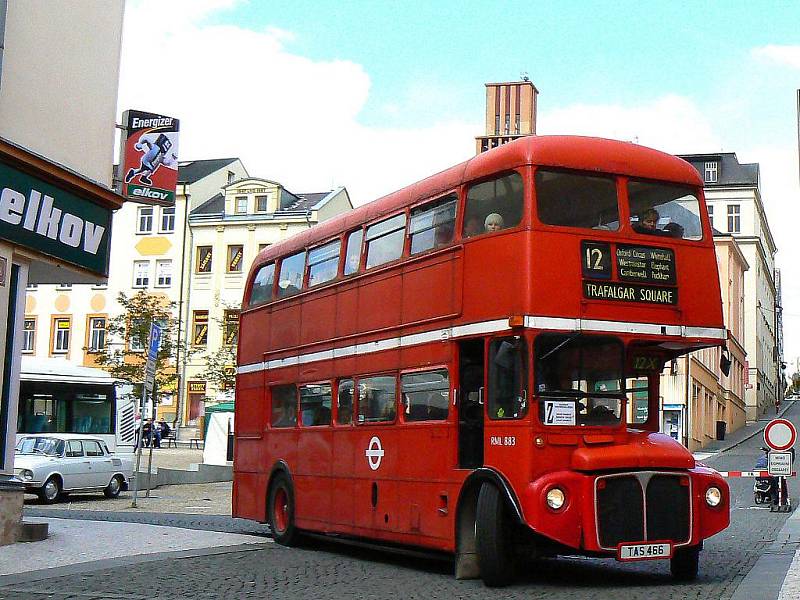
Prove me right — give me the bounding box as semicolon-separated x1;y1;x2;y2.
133;260;150;288
704;161;718;183
137;206;154;234
160;206;176;233
707;205;714;229
156;259;173;287
727;204;741;233
88;317;106;352
22;318;35;353
235;196;248;214
53;318;71;354
256;195;269;212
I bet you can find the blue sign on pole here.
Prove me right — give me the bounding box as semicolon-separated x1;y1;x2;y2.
144;323;163;394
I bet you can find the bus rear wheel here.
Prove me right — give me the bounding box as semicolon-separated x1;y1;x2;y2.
670;545;700;581
267;474;300;546
476;482;516;587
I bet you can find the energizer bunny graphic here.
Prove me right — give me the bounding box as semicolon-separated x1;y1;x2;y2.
121;110;180;203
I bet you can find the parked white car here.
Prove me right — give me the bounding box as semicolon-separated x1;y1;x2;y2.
14;433;134;503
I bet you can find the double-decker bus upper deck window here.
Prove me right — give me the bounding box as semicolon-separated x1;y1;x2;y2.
463;172;523;238
488;337;528;420
409;194;457;255
300;383;332;426
402;369;449;421
307;240;340;287
628;181;702;240
343;229;363;276
535;169;619;230
535;335;624;426
271;384;297;428
249;263;275;306
365;214;406;269
337;379;354;424
357;375;397;423
277;250;306;298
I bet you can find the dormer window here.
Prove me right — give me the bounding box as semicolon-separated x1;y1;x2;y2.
704;161;718;183
235;196;248;214
256;195;269;213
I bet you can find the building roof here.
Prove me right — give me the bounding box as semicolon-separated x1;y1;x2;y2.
189;188;341;218
192;192;225;215
678;153;759;187
177;158;239;184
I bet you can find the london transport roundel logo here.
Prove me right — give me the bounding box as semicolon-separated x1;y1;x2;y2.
764;418;797;451
365;436;384;471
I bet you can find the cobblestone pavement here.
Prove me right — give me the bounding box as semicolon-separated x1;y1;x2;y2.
7;405;799;599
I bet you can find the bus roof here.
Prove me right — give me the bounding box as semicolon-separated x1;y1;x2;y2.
248;135;703;274
20;357;118;385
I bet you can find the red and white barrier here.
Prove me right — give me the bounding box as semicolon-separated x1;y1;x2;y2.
718;471;796;477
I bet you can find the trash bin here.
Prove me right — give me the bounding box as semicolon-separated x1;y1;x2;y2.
716;420;726;441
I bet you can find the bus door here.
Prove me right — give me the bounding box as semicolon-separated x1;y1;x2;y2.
457;340;484;469
483;335;529;469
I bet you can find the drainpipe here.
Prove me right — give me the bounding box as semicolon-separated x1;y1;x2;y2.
173;186;190;431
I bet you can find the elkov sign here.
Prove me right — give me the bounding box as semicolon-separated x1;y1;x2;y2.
121;110;180;204
0;163;111;276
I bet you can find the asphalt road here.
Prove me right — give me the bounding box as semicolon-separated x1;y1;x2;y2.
6;405;799;599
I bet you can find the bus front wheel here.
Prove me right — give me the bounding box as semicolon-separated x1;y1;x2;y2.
670;545;700;581
475;482;516;587
267;474;300;546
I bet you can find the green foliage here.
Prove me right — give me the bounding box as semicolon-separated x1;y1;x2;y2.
91;291;191;402
198;344;237;398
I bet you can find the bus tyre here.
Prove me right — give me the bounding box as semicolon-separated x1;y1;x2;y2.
476;482;516;587
268;474;300;546
670;545;700;581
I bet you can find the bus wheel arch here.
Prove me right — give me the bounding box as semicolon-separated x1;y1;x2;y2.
455;470;523;581
266;463;301;546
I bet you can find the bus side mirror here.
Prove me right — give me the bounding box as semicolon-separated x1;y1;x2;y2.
720;352;731;377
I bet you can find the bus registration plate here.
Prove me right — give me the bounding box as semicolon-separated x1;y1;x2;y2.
617;542;672;561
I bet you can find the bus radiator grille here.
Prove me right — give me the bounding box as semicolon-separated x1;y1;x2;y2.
596;473;690;549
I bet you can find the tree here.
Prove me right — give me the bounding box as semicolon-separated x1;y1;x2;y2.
92;291;192;423
197;305;239;402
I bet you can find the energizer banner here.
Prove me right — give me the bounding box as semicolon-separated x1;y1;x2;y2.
121;110;180;204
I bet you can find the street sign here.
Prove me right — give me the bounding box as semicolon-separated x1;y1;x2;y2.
769;451;793;476
144;322;162;394
764;418;797;451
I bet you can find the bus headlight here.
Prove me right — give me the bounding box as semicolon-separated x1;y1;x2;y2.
705;486;722;507
546;487;566;510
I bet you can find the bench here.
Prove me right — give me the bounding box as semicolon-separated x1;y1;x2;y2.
189;438;204;449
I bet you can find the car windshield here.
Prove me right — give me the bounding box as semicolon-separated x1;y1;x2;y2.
15;437;65;456
535;334;625;426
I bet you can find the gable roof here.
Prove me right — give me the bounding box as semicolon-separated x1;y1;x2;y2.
678;153;759;187
178;158;239;184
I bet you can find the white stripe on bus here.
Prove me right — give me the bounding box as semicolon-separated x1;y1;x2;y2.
237;316;727;374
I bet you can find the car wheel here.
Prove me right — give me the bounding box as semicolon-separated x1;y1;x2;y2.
104;475;123;498
38;476;62;504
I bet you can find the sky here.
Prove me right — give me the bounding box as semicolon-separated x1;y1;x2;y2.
118;0;800;369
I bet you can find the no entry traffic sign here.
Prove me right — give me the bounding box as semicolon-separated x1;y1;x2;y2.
764;418;797;451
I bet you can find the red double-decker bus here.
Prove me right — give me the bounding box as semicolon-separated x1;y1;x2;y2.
233;135;730;586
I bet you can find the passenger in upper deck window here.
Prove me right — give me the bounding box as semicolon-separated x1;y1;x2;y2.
484;213;505;232
633;208;660;235
663;222;684;238
434;223;454;247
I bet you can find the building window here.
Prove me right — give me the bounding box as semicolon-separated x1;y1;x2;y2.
704;161;718;183
196;246;212;273
258;243;271;253
57;283;72;290
727;204;740;233
193;311;209;346
160;206;175;233
227;171;235;184
256;195;269;212
129;318;145;352
224;310;239;346
227;245;244;273
235;196;248;214
52;317;71;354
133;260;150;288
22;318;36;353
708;205;714;229
156;259;173;287
137;206;154;233
88;317;106;352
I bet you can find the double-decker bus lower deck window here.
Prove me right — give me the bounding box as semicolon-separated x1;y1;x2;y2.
463;172;523;238
277;251;306;298
402;369;449;421
535;169;619;230
357;376;397;423
249;262;275;306
536;335;624;426
628;181;702;240
488;337;528;420
271;384;298;428
300;383;332;426
409;194;457;254
337;379;354;424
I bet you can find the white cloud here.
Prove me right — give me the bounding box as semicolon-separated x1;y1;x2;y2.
752;45;800;69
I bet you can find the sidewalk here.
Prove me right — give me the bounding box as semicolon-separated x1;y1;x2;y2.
694;400;795;458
